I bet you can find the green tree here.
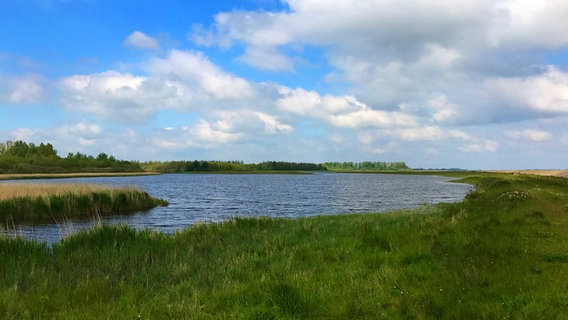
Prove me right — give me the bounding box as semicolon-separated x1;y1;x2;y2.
5;140;30;157
37;143;58;158
96;153;109;161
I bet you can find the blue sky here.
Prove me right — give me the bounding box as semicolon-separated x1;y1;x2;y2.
1;0;568;169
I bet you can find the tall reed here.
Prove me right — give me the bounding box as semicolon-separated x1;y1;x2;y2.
0;183;168;224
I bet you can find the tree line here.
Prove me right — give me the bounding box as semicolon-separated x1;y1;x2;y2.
0;140;143;174
142;160;409;173
140;161;327;173
322;161;410;171
1;140;411;174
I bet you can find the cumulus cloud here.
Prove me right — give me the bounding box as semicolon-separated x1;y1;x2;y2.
60;71;157;123
147;109;294;152
490;1;568;48
192;0;568;125
124;31;160;49
44;1;568;166
50;122;105;149
146;50;255;101
427;94;459;123
0;74;46;104
277;88;417;129
487;67;568;114
55;122;103;138
187;120;244;145
59;50;257;123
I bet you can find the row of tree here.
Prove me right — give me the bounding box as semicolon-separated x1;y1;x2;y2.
142;160;409;173
322;161;410;171
0;140;143;174
140;161;326;173
141;160;256;173
0;140;412;174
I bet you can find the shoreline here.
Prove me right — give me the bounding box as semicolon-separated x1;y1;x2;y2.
0;172;161;181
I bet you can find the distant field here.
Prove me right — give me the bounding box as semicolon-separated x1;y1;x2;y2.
491;170;568;178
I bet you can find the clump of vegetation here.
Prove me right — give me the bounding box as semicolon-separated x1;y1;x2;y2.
0;140;143;174
0;172;566;319
0;184;168;224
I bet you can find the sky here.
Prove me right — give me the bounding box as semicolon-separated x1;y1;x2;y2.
1;0;568;170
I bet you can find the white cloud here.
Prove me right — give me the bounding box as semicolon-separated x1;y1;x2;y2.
0;74;46;104
146;50;255;101
326;108;416;129
187;120;244;145
427;94;459;123
460;140;499;153
487;67;568;114
378;126;470;142
60;71;157;122
277;88;417;129
124;31;160;49
490;1;568;48
149;110;293;151
237;46;294;71
276;87;320;114
55;122;103;138
211;110;293;135
11;128;40;141
8;1;568;168
59;50;257;123
192;0;568;126
506;129;552;141
394;126;448;141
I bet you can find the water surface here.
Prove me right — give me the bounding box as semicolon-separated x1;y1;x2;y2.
2;173;472;244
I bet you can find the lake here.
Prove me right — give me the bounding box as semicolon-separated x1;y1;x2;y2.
2;173;472;244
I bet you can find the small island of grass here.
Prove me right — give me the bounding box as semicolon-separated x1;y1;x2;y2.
0;183;168;224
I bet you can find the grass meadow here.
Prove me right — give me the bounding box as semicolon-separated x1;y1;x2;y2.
0;183;168;224
1;172;567;319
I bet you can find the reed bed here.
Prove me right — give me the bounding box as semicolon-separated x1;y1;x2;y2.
0;183;168;223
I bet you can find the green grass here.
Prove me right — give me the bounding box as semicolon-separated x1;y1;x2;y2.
1;172;568;319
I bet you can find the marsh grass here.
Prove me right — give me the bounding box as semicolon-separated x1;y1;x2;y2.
0;184;168;224
1;173;567;319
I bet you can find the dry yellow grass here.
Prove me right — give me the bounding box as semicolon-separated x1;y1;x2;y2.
0;183;134;201
491;170;568;178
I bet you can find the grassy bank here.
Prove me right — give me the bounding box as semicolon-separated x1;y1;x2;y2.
1;173;567;318
0;183;168;224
